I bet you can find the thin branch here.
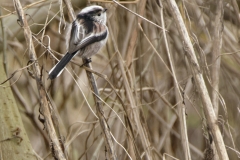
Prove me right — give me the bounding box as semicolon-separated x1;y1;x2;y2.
109;21;154;159
12;0;66;159
210;0;224;118
83;59;117;160
158;1;191;159
0;0;55;19
209;1;224;159
166;0;229;160
112;0;165;31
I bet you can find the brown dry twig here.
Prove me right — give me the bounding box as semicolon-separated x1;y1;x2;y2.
12;0;66;159
166;0;229;160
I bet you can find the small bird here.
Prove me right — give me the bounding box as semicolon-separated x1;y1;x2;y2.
48;5;108;79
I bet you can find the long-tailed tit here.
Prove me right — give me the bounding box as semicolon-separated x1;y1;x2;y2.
48;5;108;79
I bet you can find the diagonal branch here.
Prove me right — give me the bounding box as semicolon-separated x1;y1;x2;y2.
166;0;229;160
13;0;66;159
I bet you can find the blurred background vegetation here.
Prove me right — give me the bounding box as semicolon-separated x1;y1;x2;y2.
0;0;240;159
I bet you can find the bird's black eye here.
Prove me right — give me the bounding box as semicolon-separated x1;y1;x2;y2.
97;13;101;16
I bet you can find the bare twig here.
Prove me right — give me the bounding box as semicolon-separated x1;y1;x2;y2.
0;0;55;19
158;1;191;159
112;0;164;31
125;0;147;67
210;0;224;119
209;1;224;159
166;0;229;160
83;59;117;160
109;21;154;159
62;0;75;21
13;0;66;159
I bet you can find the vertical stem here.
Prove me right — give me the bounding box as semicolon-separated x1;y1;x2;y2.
83;59;117;160
210;0;223;121
210;1;224;159
166;0;229;160
125;0;147;67
159;1;191;159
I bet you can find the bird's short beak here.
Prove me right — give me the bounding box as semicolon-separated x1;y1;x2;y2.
104;8;107;12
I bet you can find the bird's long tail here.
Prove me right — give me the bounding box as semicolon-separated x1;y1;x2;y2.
48;52;75;79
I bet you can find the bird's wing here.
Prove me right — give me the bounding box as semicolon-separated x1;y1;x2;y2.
72;25;108;54
68;20;84;53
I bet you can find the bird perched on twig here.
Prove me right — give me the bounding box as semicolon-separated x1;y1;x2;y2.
48;5;108;79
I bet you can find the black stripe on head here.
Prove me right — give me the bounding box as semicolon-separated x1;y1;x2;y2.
76;8;102;20
77;13;92;21
87;9;102;15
